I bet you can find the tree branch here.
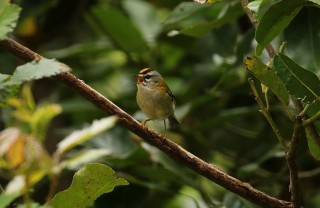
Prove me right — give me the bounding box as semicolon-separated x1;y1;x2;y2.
0;38;293;208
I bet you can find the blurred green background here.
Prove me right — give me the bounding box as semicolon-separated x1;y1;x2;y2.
1;0;320;207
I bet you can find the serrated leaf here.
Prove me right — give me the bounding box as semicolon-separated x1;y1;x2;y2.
13;58;71;82
57;116;117;156
0;0;21;40
255;0;305;55
274;53;320;103
306;131;320;160
90;6;148;53
52;163;128;208
244;56;289;107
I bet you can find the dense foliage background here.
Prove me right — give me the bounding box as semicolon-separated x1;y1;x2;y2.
1;0;320;207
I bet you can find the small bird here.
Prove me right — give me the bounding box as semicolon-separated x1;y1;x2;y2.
135;68;180;130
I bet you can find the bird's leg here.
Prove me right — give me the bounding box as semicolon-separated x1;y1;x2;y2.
141;119;152;128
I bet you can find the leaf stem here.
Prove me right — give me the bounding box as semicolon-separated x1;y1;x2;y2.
248;78;288;152
303;110;320;127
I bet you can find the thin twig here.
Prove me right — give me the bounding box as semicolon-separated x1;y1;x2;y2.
248;78;288;152
286;122;302;208
0;38;292;208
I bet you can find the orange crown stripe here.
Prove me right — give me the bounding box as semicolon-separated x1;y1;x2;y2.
139;68;152;74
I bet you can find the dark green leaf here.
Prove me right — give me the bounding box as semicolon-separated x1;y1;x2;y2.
284;7;320;73
274;53;320;103
255;0;305;55
0;0;21;40
52;163;128;208
91;6;148;53
244;56;289;107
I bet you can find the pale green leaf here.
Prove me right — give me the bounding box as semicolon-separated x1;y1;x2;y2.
180;3;243;37
255;0;305;55
60;149;111;170
306;131;320;160
52;163;128;208
244;56;290;107
0;193;21;208
30;104;62;141
274;53;320;103
56;116;117;155
309;0;320;5
13;58;71;83
0;0;21;40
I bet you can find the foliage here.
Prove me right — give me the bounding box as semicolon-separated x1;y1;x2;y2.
0;0;320;207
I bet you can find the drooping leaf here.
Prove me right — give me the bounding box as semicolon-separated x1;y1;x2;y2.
52;163;128;208
180;3;243;37
0;0;21;40
273;53;320;103
0;193;21;208
56;116;117;156
164;2;211;29
306;131;320;160
30;104;62;141
309;0;320;5
244;56;289;108
90;6;148;54
255;0;306;55
13;58;71;83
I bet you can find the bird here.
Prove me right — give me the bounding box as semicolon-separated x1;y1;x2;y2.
134;68;180;130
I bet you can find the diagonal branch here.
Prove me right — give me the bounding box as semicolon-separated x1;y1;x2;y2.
0;38;292;208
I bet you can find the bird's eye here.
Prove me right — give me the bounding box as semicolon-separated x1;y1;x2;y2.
144;75;152;80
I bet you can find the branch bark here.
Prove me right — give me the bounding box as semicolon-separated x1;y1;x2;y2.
0;38;293;208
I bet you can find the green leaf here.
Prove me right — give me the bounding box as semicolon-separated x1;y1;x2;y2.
122;0;162;42
284;8;320;73
52;163;128;208
244;56;289;107
274;53;320;103
90;6;148;53
0;193;21;208
306;131;320;160
13;58;71;83
56;116;117;156
0;0;21;40
309;0;320;5
30;104;62;141
180;3;243;37
255;0;305;55
164;2;211;29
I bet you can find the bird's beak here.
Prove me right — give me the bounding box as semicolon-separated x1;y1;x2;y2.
132;73;143;85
